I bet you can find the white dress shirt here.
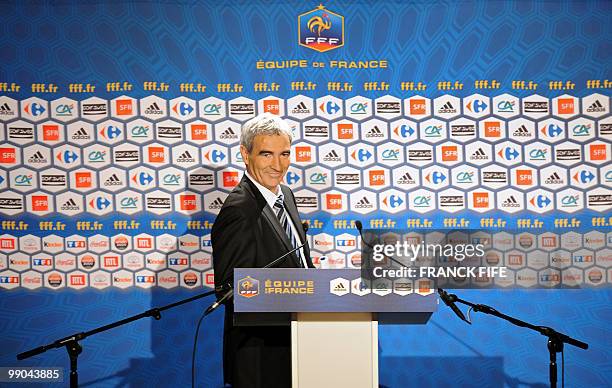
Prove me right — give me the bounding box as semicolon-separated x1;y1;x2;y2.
245;172;308;267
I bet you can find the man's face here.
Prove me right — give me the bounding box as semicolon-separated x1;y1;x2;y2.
241;134;291;192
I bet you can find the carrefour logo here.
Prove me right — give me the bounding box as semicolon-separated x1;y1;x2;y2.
299;5;344;52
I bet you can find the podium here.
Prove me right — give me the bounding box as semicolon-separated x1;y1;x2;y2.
234;268;437;388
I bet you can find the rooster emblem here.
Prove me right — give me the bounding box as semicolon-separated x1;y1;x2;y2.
307;13;331;36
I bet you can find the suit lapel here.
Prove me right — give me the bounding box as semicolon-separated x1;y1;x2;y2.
243;176;300;266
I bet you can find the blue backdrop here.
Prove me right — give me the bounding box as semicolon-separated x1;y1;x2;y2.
0;1;610;387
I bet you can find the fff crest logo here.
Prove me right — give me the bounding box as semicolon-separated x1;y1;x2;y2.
299;4;344;52
238;276;259;298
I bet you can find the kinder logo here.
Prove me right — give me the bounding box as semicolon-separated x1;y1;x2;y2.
299;5;344;52
180;194;197;210
222;171;239;188
326;194;343;210
263;99;280;115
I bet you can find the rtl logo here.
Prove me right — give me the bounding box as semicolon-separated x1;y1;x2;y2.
0;238;16;250
136;237;152;249
70;274;86;286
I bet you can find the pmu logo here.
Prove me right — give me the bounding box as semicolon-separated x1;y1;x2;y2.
298;5;344;52
173;102;194;116
24;102;46;116
466;99;488;113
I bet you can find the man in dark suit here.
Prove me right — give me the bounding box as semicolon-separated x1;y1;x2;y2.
212;113;314;388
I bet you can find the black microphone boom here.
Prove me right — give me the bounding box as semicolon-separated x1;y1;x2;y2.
438;288;471;324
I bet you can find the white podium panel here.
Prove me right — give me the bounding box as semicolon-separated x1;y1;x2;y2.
291;312;378;388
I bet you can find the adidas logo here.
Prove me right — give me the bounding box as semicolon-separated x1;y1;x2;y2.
513;125;531;137
104;174;122;186
586;100;605;113
545;172;564;185
502;195;521;208
144;102;163;115
209;197;224;209
398;172;415;184
291;101;310;114
355;197;373;208
61;198;80;211
323;149;341;162
28;151;46;163
365;125;384;138
438;101;456;114
177;150;195;163
72;127;90;140
0;102;15;115
470;147;488;160
220;127;237;139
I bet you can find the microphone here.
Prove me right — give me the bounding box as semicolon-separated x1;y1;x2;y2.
302;221;309;233
354;220;373;249
204;243;306;316
438;288;471;324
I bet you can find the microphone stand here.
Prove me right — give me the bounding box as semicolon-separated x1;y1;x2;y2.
438;289;588;388
17;288;216;388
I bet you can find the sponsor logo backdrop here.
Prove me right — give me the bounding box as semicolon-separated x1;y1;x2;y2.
0;1;610;387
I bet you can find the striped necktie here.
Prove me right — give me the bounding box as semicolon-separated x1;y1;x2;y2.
273;194;303;267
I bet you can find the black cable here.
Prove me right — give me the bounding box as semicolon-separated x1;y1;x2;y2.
562;346;565;388
192;309;208;388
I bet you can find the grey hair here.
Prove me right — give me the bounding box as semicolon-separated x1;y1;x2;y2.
240;113;293;152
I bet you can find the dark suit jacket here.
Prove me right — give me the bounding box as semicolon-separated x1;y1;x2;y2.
212;175;313;388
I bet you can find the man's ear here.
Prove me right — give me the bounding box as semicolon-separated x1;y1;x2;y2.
239;145;249;166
